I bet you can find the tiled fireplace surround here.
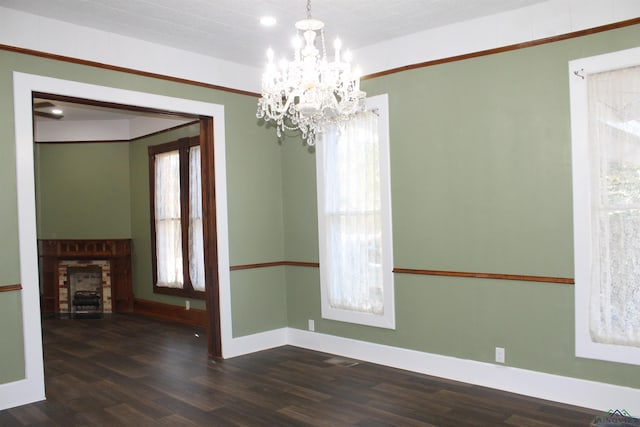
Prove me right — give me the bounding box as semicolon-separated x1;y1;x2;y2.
58;259;112;313
38;239;133;315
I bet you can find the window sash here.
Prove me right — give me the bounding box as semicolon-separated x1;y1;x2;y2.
324;213;384;314
149;137;205;297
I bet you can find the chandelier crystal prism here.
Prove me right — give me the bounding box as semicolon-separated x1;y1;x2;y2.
256;0;366;146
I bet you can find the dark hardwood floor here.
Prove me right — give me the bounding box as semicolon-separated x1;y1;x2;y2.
0;314;598;426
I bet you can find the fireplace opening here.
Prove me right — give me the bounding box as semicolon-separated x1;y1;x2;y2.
68;266;103;318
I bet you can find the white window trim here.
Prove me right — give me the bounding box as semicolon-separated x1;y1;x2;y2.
569;46;640;366
315;94;395;329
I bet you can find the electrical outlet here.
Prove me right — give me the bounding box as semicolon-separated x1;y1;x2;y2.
308;319;315;332
185;300;190;310
495;347;505;364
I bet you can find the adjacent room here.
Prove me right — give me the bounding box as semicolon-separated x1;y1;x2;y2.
0;0;639;425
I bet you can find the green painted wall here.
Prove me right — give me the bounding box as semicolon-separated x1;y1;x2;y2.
283;24;640;389
0;51;27;384
281;141;318;262
225;94;287;336
231;267;287;337
0;53;22;285
35;142;131;239
226;104;285;266
0;291;24;383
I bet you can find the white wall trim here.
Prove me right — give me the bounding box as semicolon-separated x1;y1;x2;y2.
8;72;235;410
0;379;45;412
569;46;640;366
223;328;288;359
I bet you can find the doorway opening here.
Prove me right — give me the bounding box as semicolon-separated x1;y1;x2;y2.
32;92;222;358
13;72;231;409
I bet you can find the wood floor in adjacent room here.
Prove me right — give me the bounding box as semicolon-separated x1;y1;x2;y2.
0;314;597;426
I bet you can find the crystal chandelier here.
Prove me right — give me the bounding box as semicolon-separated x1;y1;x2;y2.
256;0;366;146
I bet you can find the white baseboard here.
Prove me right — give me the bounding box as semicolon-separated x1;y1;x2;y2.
234;327;638;414
0;378;45;411
223;327;288;359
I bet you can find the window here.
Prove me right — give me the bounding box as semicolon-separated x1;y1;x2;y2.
315;94;395;329
570;47;640;365
149;136;205;298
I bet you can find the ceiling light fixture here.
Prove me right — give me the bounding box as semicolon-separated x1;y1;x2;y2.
256;0;366;145
260;16;276;27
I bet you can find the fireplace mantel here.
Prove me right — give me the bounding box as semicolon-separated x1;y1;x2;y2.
38;239;133;314
38;239;131;258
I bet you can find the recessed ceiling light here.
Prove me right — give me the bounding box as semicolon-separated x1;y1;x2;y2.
51;108;63;115
260;16;276;27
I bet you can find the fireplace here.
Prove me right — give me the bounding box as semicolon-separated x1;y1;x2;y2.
58;260;111;315
67;265;104;317
39;239;133;315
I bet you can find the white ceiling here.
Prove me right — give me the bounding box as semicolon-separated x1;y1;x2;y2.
32;98;194;141
0;0;549;69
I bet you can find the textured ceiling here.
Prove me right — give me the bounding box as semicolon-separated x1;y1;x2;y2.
0;0;548;68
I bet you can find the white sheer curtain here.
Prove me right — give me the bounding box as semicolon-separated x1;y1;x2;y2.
155;151;183;288
588;65;640;347
321;111;384;314
188;146;206;291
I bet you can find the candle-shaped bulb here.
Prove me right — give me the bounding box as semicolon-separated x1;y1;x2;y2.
267;48;274;62
334;38;342;62
344;50;352;63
